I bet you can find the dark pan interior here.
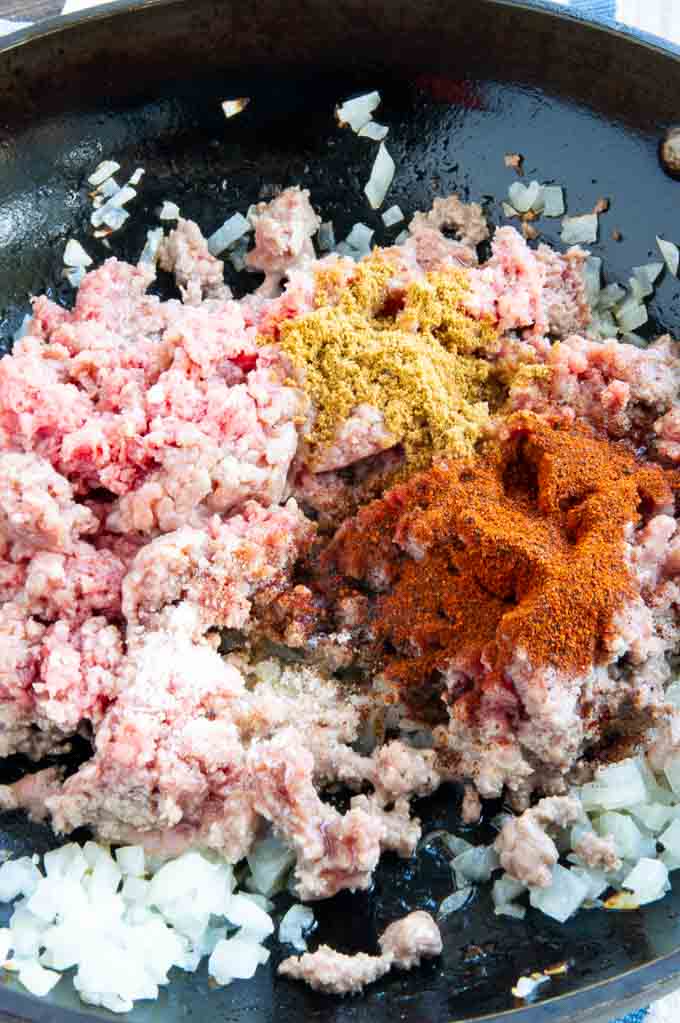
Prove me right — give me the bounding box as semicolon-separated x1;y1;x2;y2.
2;2;680;1021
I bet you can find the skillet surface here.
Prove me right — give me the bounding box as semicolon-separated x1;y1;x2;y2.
2;2;680;1020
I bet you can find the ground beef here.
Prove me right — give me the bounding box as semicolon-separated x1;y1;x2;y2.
494;795;582;887
247;187;321;284
0;261;305;531
410;194;490;248
278;910;441;995
158;218;231;305
463;227;589;346
0;453;97;552
572;830;622;871
509;334;680;456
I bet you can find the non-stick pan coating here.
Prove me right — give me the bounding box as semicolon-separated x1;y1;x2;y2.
2;2;680;1021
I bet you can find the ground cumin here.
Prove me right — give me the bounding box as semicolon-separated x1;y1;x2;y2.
275;253;546;468
323;413;674;688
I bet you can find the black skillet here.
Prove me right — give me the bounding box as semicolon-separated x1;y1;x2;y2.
2;0;680;1019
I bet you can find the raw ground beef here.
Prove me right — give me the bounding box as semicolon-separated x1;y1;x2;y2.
2;180;680;937
278;910;441;994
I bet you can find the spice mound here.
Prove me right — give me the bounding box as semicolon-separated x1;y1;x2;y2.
276;253;542;471
286;414;677;799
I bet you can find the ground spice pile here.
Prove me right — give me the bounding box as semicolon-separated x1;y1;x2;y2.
275;253;541;468
321;413;674;689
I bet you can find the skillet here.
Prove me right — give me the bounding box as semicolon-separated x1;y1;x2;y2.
2;1;680;1019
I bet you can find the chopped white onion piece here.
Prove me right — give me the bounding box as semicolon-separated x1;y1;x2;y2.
561;214;598;245
229;238;250;272
13;313;32;342
615;298;648;333
139;227;164;266
88;160;121;187
225;893;273;940
394;229;409;245
128;168;145;187
629;802;673;834
382;204;404;227
657;236;679;277
529;864;590;923
65;267;86;289
569;866;609;901
101;207;130;232
452;845;500;883
345;222;374;255
91;186;136;228
584;255;602;304
364;143;395;209
246;836;295;896
335;241;359;260
115;846;146;878
63;239;93;268
207;212;251;256
492;875;526;919
580;758;647;811
438;887;473;919
623;858;669;906
598;282;626;309
317;221;336;252
358;121;389;141
502;202;519;218
336;91;381;133
18;960;60;997
542;185;565;218
507;180;542;214
209;937;268;984
159;201;180;221
222;98;250;119
279;904;315;951
659;818;680;858
512;973;550;1000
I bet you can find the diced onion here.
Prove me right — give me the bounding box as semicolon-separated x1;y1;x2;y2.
364;143;395;209
584;255;602;304
382;204;404;227
207;212;252;256
139;228;164;266
222;98;250;119
279;904;315;951
542;185;565;218
246;835;295;896
529;864;590;923
595;811;642;860
358;121;389;142
65;267;86;288
317;221;336;252
622;858;669;906
452;845;500;884
394;229;409;245
128;168;145;187
88;160;121;187
438;887;473;919
580;759;647;811
336;91;381;133
508;180;542;214
345;222;374;255
657;236;679;276
63;239;93;268
615;298;648;333
159;201;180;221
598;282;626;309
512;973;550;1000
561;214;598;245
502;202;519;218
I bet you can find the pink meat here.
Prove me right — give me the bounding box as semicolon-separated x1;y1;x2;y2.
47;618;260;861
279;910;441;995
158;219;230;305
246;187;321;281
0;262;306;530
0;453;97;552
122;499;315;632
495;795;581;887
463;227;589;346
311;404;397;473
509;334;680;453
410;194;489;247
22;543;126;622
248;729;386;900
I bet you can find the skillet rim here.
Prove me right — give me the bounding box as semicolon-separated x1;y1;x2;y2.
0;1;679;1020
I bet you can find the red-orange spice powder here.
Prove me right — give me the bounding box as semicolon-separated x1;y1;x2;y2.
324;413;675;689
